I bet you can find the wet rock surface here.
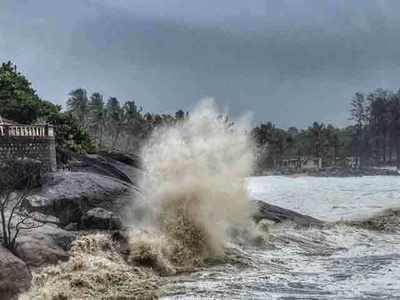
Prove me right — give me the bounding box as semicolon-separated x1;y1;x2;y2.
81;207;122;230
0;245;32;299
15;223;77;268
344;208;400;232
26;171;132;225
251;199;325;227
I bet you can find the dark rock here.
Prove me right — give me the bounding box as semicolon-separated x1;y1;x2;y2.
0;245;32;299
98;151;141;168
31;212;61;226
76;154;134;184
26;171;133;225
81;207;122;230
64;222;78;231
70;153;143;185
251;199;324;227
15;224;77;268
344;208;400;232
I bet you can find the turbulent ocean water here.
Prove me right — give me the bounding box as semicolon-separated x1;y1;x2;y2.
162;176;400;300
21;103;400;299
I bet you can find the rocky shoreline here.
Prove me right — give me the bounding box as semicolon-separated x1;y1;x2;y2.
0;152;327;299
264;166;400;177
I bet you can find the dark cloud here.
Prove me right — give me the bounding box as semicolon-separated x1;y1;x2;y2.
1;0;400;127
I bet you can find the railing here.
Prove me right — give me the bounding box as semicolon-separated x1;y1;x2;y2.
0;125;54;137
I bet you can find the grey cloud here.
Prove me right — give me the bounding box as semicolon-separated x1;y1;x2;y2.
1;0;400;127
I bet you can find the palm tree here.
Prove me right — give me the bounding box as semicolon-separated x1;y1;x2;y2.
88;92;105;147
350;92;367;166
67;89;88;128
309;122;325;159
105;97;123;149
122;100;142;124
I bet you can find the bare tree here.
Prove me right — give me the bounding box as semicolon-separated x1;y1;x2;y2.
0;160;42;253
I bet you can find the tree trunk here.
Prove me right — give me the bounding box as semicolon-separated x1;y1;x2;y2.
0;206;8;247
383;130;387;163
396;136;400;169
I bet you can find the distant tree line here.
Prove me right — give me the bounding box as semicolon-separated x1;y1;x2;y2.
349;89;400;168
252;88;400;171
3;61;400;170
66;88;187;153
252;121;352;171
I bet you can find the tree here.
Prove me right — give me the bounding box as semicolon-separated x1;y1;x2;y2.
47;112;95;154
0;61;60;124
105;97;123;149
175;110;185;121
324;125;340;165
122;100;142;124
67;88;89;128
88;92;106;146
308;122;325;158
350;92;367;166
387;91;400;168
0;160;42;253
367;89;392;163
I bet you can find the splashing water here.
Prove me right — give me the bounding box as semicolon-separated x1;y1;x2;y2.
20;234;160;300
130;99;256;266
21;99;262;299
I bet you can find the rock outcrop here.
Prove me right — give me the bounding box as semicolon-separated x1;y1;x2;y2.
26;171;134;225
344;208;400;232
81;207;122;230
15;223;76;268
0;245;32;299
251;199;324;227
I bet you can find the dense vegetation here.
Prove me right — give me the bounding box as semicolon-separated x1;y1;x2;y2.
65;88;187;153
0;61;93;153
2;61;400;170
252;89;400;170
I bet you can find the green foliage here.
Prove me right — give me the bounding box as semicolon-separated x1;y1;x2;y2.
0;61;60;123
67;88;88;127
252;121;351;169
65;90;190;153
47;112;95;153
0;61;95;154
351;88;400;167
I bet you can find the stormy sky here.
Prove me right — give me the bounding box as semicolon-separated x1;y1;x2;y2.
1;0;400;128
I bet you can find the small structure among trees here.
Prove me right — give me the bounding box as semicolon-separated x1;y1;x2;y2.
274;157;322;172
0;116;56;171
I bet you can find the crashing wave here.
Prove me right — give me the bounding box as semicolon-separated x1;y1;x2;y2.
342;208;400;232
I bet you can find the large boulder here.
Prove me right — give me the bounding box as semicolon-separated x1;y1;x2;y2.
251;199;324;227
0;245;32;299
81;207;122;230
344;208;400;232
15;223;77;268
69;152;143;185
26;171;134;225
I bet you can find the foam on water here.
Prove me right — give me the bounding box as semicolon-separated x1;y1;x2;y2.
162;176;400;299
20;102;400;299
21;99;262;299
248;175;400;221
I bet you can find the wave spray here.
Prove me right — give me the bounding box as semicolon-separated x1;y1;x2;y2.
132;99;255;266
